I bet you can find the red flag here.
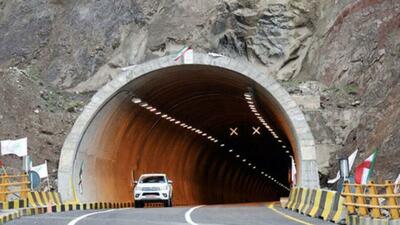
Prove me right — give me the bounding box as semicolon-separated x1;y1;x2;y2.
354;150;377;184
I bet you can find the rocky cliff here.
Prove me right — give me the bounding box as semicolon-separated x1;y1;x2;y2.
0;0;399;189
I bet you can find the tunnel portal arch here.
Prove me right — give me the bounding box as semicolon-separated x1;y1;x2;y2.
58;53;319;204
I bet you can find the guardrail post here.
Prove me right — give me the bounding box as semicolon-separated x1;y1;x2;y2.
0;176;5;202
385;180;399;219
368;181;381;218
20;173;29;199
343;181;355;214
355;184;368;216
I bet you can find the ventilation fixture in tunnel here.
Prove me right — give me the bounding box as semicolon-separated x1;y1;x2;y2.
58;54;319;205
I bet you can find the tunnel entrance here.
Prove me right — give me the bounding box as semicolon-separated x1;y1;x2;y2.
58;54;319;205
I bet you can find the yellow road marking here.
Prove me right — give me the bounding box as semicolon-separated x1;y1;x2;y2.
268;202;314;225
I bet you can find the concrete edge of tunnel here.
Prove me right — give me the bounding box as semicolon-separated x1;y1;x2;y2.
0;202;134;224
58;52;320;201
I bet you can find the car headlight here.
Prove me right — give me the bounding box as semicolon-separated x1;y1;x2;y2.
161;185;169;191
135;186;142;191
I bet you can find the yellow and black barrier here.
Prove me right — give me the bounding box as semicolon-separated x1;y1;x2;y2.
50;202;133;213
0;198;28;210
284;187;346;223
0;201;134;224
0;210;21;224
27;191;62;208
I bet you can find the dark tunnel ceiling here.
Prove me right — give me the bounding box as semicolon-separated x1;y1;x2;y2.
77;65;294;204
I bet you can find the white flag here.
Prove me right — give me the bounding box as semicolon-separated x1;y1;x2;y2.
183;49;194;64
1;137;28;157
394;174;400;194
290;156;297;186
328;149;358;184
31;161;48;179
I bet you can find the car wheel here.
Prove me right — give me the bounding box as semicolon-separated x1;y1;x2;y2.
135;200;143;208
167;198;172;207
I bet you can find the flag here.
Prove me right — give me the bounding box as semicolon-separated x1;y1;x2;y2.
1;137;28;157
31;161;48;179
290;156;296;186
328;149;358;184
394;174;400;194
174;46;191;61
183;49;193;64
354;150;377;184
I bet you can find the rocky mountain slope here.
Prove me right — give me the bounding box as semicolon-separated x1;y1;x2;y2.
0;0;399;188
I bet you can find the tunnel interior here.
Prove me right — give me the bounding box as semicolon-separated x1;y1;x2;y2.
74;65;296;205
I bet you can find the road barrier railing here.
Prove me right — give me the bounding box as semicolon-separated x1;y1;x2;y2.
284;186;346;223
342;180;400;224
0;174;30;209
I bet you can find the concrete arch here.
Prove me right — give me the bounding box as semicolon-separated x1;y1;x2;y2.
58;53;319;203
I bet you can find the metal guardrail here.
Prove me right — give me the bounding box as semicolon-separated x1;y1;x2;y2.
0;174;30;201
342;180;400;219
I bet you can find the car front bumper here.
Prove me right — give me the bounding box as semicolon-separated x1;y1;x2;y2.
134;190;170;201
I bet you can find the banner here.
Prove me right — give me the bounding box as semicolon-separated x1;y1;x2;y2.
1;137;28;157
31;161;48;179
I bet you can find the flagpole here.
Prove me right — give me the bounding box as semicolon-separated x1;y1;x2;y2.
45;160;50;191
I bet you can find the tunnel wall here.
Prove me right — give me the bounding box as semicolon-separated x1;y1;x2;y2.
58;53;319;202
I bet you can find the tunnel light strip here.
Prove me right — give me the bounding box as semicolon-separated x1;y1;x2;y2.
132;96;290;191
244;92;292;191
244;92;289;153
132;97;221;146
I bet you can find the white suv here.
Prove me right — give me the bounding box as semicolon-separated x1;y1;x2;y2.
134;173;173;208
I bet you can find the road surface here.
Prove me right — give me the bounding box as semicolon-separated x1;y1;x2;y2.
7;203;333;225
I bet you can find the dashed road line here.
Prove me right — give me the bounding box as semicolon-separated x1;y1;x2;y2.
268;202;314;225
185;205;205;225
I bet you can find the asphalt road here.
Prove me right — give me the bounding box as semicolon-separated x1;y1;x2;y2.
7;203;334;225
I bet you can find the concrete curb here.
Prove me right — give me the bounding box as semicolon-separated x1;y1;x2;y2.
0;210;21;224
0;199;28;210
0;202;134;224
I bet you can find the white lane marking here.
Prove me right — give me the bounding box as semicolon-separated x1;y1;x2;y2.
185;205;205;225
67;208;125;225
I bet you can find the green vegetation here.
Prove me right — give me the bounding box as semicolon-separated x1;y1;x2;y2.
24;65;40;82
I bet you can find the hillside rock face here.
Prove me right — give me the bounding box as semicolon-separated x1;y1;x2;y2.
0;0;399;188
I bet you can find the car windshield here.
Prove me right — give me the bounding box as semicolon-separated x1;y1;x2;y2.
140;176;166;183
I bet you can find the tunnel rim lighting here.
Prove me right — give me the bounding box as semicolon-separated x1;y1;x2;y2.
131;98;142;104
139;102;148;107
